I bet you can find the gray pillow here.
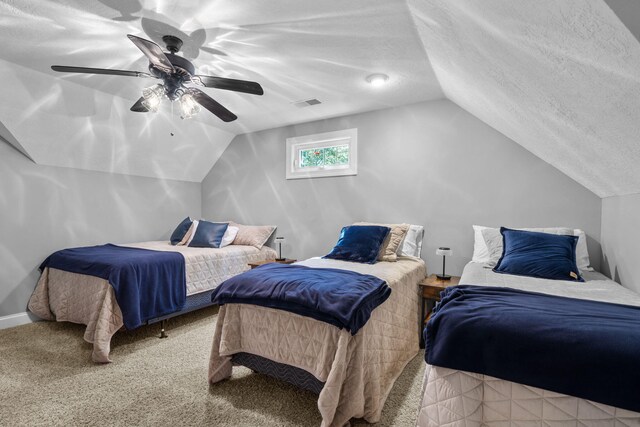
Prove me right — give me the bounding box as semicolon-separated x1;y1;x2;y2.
229;222;276;249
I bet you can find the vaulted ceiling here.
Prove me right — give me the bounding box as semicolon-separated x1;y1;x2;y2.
0;0;442;182
409;0;640;198
1;0;639;197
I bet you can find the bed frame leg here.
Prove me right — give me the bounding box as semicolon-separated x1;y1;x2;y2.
159;319;168;339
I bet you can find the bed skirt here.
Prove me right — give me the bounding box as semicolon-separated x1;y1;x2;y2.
416;364;640;426
28;268;218;363
232;352;325;394
147;289;216;324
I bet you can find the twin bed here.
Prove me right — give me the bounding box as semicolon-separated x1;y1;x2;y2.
209;255;426;427
29;241;276;362
417;261;640;426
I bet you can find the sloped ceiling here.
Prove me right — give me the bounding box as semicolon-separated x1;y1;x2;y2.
2;1;639;195
605;0;640;43
0;0;443;182
0;116;32;161
408;0;640;198
0;59;235;182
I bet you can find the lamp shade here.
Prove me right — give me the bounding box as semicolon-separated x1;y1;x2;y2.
436;247;452;257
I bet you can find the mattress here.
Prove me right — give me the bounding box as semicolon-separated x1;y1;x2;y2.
416;262;640;426
28;242;277;362
460;261;640;307
209;256;427;427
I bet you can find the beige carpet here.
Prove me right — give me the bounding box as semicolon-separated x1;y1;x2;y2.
0;307;425;426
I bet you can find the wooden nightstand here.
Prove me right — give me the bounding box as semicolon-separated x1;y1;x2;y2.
419;274;461;348
248;259;297;269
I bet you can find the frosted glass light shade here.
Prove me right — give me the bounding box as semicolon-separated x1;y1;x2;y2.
142;84;164;99
141;84;164;113
180;93;201;119
436;247;452;257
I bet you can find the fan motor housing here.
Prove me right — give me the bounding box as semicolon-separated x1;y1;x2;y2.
162;35;183;54
147;53;196;100
148;54;197;101
150;54;195;76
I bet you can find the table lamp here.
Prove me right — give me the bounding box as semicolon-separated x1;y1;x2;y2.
436;247;453;280
275;236;286;261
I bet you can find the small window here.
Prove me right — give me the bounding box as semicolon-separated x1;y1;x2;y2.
286;128;357;179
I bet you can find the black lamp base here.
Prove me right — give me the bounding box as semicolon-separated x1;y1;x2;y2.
436;274;452;281
275;258;286;261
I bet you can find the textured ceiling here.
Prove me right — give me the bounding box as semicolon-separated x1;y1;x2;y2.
0;0;443;181
605;0;640;43
0;58;235;182
408;0;640;197
0;115;32;161
3;0;640;196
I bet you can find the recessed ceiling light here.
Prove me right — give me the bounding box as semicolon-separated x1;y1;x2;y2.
366;73;389;87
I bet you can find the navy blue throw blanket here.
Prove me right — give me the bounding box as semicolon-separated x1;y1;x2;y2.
40;244;186;330
425;285;640;412
211;263;390;334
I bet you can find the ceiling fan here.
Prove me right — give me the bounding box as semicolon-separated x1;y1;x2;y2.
51;34;264;122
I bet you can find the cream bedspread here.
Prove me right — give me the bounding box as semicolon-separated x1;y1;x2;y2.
208;256;427;427
416;262;640;426
28;242;276;363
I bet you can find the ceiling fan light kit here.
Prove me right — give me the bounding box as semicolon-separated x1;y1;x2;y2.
179;92;201;120
141;84;165;112
51;34;264;123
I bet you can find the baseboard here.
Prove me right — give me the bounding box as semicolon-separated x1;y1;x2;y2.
0;312;37;330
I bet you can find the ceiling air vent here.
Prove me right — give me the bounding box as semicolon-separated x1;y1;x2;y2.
292;98;322;108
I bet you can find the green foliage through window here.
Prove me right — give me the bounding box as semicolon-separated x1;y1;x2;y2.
299;145;349;168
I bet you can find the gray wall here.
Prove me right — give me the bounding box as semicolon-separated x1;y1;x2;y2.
0;141;201;317
202;99;602;276
601;194;640;293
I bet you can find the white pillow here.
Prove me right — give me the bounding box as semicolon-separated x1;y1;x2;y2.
177;220;195;246
480;227;504;267
573;229;592;271
219;226;239;248
472;225;491;263
397;225;424;257
481;227;574;267
474;225;592;270
184;220;199;246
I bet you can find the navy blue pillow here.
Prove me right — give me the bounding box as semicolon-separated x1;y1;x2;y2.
189;221;229;248
323;225;391;264
170;217;192;245
494;227;583;282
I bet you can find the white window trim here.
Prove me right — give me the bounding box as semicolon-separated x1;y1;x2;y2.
286;128;357;180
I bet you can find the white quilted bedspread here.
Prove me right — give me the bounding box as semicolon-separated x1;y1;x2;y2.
416;262;640;426
208;256;427;427
28;242;276;363
124;242;277;295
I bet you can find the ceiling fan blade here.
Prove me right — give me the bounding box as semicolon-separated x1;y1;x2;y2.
193;75;264;96
188;88;237;122
51;65;151;78
130;97;149;112
200;47;228;56
127;34;175;74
